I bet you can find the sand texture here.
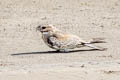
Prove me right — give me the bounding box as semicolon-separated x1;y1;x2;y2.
0;0;120;80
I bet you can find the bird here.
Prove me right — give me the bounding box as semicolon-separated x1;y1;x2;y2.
36;24;107;52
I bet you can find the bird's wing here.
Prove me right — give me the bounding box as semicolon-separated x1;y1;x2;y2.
48;36;80;49
60;35;83;49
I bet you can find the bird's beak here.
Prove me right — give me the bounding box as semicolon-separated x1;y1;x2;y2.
36;26;41;32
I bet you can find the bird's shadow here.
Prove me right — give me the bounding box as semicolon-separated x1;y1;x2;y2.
11;49;100;56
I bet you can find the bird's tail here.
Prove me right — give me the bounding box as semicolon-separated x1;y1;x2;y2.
88;38;106;44
76;37;107;51
84;43;107;51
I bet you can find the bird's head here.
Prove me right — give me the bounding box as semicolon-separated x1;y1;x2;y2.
36;24;57;34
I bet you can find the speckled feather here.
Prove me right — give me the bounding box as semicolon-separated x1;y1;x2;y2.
37;25;106;52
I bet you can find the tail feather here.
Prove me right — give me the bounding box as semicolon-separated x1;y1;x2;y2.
88;38;106;43
84;43;107;51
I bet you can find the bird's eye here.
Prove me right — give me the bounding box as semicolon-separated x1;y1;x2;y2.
42;27;46;29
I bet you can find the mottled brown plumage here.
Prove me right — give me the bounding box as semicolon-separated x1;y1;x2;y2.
36;24;106;52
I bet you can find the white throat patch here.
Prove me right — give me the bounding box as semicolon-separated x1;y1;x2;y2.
42;32;49;35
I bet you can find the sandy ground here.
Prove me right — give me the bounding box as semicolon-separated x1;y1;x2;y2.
0;0;120;80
